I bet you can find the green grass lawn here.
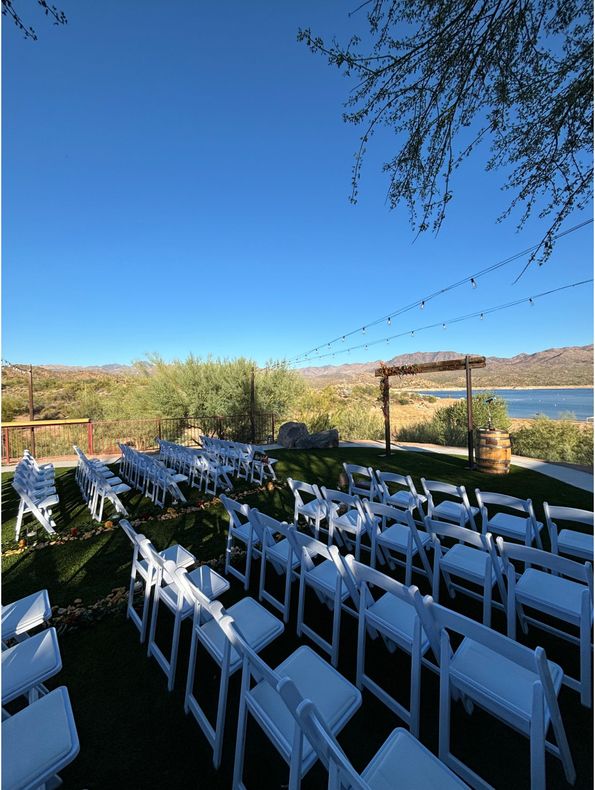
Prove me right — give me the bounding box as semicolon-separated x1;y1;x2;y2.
2;448;593;788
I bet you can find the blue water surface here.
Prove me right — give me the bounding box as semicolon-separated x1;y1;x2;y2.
416;388;594;421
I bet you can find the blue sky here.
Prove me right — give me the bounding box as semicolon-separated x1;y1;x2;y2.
3;1;593;368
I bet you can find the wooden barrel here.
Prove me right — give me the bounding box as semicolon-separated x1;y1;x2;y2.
476;428;511;474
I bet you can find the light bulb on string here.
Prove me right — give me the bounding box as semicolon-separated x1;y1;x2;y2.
442;323;447;330
387;316;391;326
420;301;425;310
342;336;345;342
529;298;534;306
362;326;366;334
480;313;484;320
411;330;415;337
364;344;368;351
470;278;477;288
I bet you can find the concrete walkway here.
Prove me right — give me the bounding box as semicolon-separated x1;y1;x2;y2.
340;440;594;493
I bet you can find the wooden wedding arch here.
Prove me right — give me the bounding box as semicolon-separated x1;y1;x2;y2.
375;355;486;467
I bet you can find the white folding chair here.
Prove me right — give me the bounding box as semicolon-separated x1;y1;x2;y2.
321;487;369;559
222;495;261;590
287;478;328;539
214;606;362;790
425;517;506;627
2;628;62;713
343;463;379;500
250;447;278;484
421;479;478;529
344;556;432;737
414;596;576;789
475;489;544;548
544;503;594;561
120;519;195;643
277;677;468;790
364;501;433;586
2;590;52;646
498;538;594;707
146;552;229;690
252;510;300;623
12;480;58;540
2;687;80;790
289;532;358;667
175;569;284;769
375;470;427;521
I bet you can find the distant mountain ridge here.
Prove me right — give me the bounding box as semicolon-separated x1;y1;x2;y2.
297;345;594;388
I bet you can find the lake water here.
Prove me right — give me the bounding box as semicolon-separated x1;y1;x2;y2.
415;388;594;421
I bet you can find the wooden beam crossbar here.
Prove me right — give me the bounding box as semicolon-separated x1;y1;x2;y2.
374;356;486;378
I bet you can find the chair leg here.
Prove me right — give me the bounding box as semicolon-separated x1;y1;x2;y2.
232;668;250;790
580;603;591;708
168;612;182;691
15;499;25;541
529;683;546;790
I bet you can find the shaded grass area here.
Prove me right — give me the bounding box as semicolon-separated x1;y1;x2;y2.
2;449;593;788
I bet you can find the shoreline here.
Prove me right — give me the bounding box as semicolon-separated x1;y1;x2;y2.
409;385;593;392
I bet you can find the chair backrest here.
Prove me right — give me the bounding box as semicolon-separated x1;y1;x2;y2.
320;487;359;509
277;677;369;790
543;503;594;554
287;478;322;505
363;499;415;527
343;463;377;498
475;489;533;516
375;470;411;498
249;509;291;548
424;517;488;551
220;495;251;532
496;538;593;593
344;555;415;612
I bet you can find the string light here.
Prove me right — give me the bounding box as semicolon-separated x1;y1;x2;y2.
289;279;592;365
387;317;391;325
287;219;592;363
362;327;366;334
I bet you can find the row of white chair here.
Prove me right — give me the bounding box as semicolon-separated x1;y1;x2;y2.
74;445;131;521
224;496;594;709
199;435;279;485
12;451;59;540
1;589;80;788
119;443;188;507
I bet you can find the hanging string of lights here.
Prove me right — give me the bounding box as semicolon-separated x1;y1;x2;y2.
290;279;593;364
288;218;593;364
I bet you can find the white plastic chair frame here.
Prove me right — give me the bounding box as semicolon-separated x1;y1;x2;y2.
321;487;369;559
119;444;187;506
251;510;300;623
250;446;278;484
375;470;427;522
344;556;431;737
290;532;359;668
364;501;433;586
213;605;362;790
424;518;506;627
175;572;284;770
343;463;379;501
415;596;576;789
287;478;328;539
12;479;57;540
475;489;543;549
277;677;468;790
222;495;261;590
544;503;594;562
421;479;478;530
497;537;594;708
1;627;62;717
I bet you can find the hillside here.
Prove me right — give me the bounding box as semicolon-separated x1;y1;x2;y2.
297;345;594;389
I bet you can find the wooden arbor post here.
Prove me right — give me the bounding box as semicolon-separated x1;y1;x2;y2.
374;355;486;466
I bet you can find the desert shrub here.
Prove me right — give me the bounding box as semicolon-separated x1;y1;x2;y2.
397;393;509;446
511;417;594;466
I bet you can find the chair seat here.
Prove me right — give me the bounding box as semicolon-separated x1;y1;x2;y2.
2;590;52;641
2;687;80;790
441;544;499;586
37;493;59;509
199;597;284;671
171;474;188;484
298;501;327;521
105;476;124;486
305;561;350;600
433;501;478;525
109;483;131;496
386;491;426;510
2;628;62;705
267;539;299;570
516;569;590;623
160;544;196;568
231;522;261;546
486;512;543;541
450;638;563;729
186;566;230;600
378;524;431;554
333;509;363;533
367;593;430;652
558;529;594;561
249;645;361;765
362;728;467;790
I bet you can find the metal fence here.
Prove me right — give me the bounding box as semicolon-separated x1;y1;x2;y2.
1;413;276;464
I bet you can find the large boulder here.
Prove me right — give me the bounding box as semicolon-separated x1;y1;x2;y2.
295;429;339;449
277;421;310;449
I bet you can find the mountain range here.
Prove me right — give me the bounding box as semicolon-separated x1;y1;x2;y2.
296;345;594;388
